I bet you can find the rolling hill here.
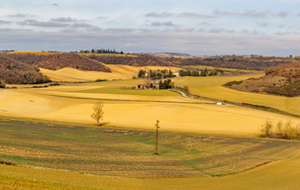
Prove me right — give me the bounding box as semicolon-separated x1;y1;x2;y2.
6;52;111;72
2;52;300;189
224;62;300;97
0;54;50;84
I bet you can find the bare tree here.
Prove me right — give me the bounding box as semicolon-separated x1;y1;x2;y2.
91;102;104;125
153;120;160;155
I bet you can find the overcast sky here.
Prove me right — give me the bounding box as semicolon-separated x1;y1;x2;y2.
1;0;300;56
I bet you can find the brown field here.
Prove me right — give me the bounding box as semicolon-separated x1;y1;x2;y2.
1;65;300;189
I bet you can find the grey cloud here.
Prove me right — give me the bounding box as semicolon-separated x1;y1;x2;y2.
60;22;102;31
213;9;236;16
8;13;29;18
52;3;59;7
0;20;13;25
274;31;291;35
89;27;103;32
145;11;214;18
60;26;102;33
177;12;215;18
241;29;250;34
70;23;95;28
145;12;173;17
173;27;196;33
2;27;300;56
213;9;269;17
50;17;77;22
17;19;69;27
146;10;270;19
96;16;107;19
209;28;225;33
198;22;212;26
251;30;259;35
256;22;269;27
274;11;289;17
103;28;136;33
209;28;236;34
151;21;177;27
241;10;269;17
226;29;236;34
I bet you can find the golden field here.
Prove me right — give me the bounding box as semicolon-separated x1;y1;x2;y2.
2;81;298;135
8;51;59;55
1;65;300;189
172;74;300;116
39;64;181;81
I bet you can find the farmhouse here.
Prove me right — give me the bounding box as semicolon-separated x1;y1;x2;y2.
135;80;160;89
173;72;180;77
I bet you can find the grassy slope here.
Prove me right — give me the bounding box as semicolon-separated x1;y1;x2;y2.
1;120;300;189
173;74;300;116
2;84;297;135
40;64;181;82
2;153;300;190
2;66;300;189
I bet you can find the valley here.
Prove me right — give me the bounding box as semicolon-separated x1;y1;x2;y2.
1;52;300;189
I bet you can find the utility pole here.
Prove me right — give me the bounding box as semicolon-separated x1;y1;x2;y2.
153;120;160;155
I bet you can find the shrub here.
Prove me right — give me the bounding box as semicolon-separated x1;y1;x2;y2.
0;80;5;88
260;120;273;138
260;120;300;140
223;80;243;87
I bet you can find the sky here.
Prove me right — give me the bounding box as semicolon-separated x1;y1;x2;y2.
1;0;300;56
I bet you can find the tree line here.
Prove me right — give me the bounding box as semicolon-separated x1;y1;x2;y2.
137;69;175;79
79;49;124;54
166;55;295;71
260;120;300;140
178;68;223;77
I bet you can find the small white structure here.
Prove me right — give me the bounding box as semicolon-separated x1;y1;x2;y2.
174;72;180;77
216;102;222;105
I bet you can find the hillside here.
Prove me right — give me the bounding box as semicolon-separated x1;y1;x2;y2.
224;62;300;97
89;54;175;66
39;65;182;82
7;53;111;72
0;54;50;84
167;55;296;70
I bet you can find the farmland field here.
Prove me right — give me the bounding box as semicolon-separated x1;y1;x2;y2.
1;119;300;190
1;65;300;189
172;74;300;116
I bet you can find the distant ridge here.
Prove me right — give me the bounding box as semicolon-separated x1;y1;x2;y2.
152;52;191;57
6;53;111;72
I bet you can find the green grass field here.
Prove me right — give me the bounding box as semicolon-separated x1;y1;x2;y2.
1;119;298;177
74;87;178;96
1;119;300;189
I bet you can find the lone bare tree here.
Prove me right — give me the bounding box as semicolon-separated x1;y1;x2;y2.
153;120;160;155
91;102;104;125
